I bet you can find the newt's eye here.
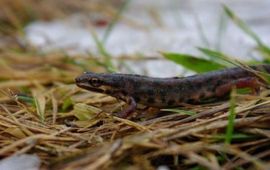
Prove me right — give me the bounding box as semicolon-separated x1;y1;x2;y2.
89;78;102;87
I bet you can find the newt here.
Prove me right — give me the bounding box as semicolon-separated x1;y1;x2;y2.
75;65;270;118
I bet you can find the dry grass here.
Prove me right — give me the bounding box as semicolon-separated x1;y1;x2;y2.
0;52;269;170
0;0;269;169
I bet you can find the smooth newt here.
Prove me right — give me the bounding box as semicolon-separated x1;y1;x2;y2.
75;65;270;118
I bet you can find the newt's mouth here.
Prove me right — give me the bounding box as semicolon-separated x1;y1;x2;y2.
76;82;105;93
75;77;105;93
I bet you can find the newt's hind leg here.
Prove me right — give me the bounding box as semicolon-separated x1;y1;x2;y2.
215;77;261;97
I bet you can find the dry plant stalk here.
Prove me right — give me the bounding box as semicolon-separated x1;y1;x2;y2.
0;53;269;170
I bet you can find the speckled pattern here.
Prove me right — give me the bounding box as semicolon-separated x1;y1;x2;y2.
75;65;270;117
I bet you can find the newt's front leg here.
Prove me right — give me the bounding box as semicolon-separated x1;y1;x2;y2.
114;97;137;118
215;77;261;97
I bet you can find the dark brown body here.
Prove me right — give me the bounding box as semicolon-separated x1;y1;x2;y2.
75;65;270;117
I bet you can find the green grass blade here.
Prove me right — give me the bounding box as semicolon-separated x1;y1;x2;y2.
102;0;131;43
162;52;225;73
92;0;131;72
90;30;116;72
61;97;73;112
223;5;270;58
215;12;228;50
198;47;237;67
34;97;45;123
225;88;236;144
223;5;262;46
16;94;34;105
194;15;210;47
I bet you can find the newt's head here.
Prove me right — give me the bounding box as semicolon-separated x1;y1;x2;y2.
75;72;122;94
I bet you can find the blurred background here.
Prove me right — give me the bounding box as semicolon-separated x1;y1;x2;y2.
1;0;270;76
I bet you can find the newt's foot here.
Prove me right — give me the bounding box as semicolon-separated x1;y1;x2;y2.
113;97;137;118
113;110;136;118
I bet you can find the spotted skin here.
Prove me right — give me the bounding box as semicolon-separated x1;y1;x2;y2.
75;65;270;118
